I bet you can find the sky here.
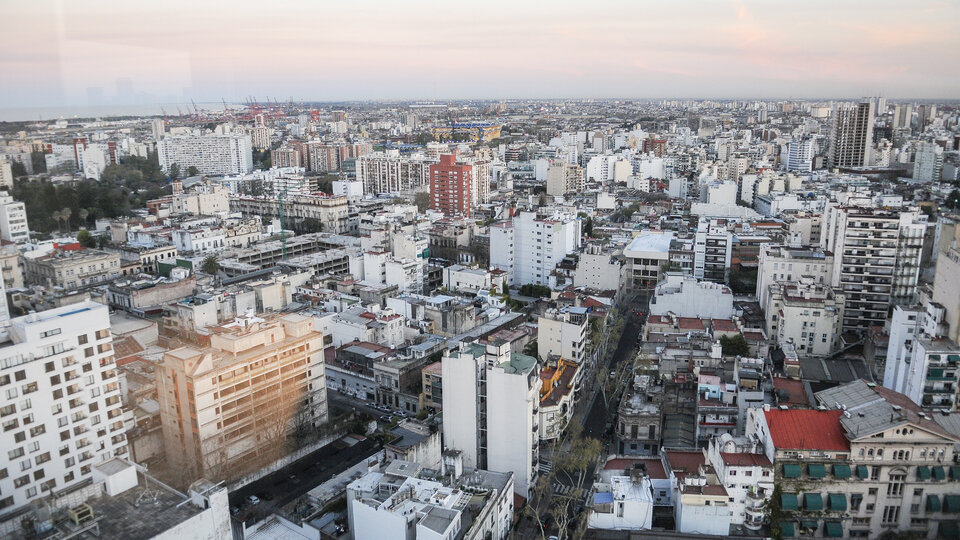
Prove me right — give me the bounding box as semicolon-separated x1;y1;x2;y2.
1;0;959;111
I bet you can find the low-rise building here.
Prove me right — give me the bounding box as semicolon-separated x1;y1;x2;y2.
106;275;197;316
649;273;735;320
23;248;122;289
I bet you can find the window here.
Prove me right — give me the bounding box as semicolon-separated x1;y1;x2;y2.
882;505;900;524
887;473;905;497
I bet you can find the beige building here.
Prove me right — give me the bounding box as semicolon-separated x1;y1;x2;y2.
748;380;960;539
23;249;121;289
156;313;328;481
546;161;585;196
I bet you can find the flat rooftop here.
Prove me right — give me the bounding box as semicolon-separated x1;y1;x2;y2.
624;231;675;255
87;478;204;539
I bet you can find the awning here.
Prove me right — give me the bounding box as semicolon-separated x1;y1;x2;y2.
800;520;818;531
783;464;802;478
807;463;826;478
828;493;846;511
928;494;943;512
942;521;960;540
781;493;799;510
804;493;823;511
780;521;796;538
952;466;960;480
824;521;844;538
832;464;850;479
947;495;960;512
593;492;614;504
917;466;931;480
934;467;947;480
856;465;869;479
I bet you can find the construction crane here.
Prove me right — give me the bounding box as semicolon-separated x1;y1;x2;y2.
278;178;309;260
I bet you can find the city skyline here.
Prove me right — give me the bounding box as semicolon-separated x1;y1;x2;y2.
2;0;959;112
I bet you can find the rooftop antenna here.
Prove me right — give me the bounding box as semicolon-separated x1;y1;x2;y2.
135;472;161;507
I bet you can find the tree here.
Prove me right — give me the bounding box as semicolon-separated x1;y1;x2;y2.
947;189;960;210
168;163;180;181
10;160;27;178
30;151;47;174
523;340;539;359
720;334;751;357
78;208;89;226
60;207;72;232
201;255;220;275
414;191;430;212
186;166;200;177
76;229;96;248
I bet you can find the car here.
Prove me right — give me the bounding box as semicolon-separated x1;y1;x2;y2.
246;495;260;505
395;411;409;418
230;506;239;515
379;414;393;422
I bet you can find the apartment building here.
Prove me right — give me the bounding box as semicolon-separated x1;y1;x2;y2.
229;193;350;234
821;205;926;331
489;211;582;287
429;153;474;217
23;249;122;289
442;341;541;497
828;101;875;168
545;161;585;196
694;217;733;282
355;150;437;194
884;302;960;410
748;380;960;539
0;193;28;244
0;302;127;514
764;278;845;357
157;134;253;176
756;244;833;308
537;306;589;367
623;232;675;291
156;312;328;480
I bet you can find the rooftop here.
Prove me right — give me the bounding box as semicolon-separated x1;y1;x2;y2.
763;409;850;451
624;231;675;255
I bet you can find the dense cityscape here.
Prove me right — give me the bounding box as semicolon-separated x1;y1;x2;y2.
1;2;960;539
0;95;957;540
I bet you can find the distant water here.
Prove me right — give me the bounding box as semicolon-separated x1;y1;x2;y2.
0;102;228;122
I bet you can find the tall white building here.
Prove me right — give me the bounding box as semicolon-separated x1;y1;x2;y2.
0;302;127;513
0;192;29;244
157;134;253;176
441;342;540;497
821;204;926;331
785;137;815;172
489;211;582;287
828;101;875;168
537;306;589;367
355;150;437;194
913;141;944;182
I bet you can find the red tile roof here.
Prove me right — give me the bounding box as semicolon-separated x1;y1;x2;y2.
764;409;850;451
602;457;667;479
664;450;706;482
720;453;772;467
677;318;705;331
772;377;808;407
711;319;738;332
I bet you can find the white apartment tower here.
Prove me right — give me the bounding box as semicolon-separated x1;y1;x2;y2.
489;211;582;287
913;141;944;182
828;101;875;168
0;192;29;244
785;137;815;172
441;342;541;497
157;134;253;176
821;204;926;332
0;302;127;514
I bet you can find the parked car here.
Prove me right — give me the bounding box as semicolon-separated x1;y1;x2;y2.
246;495;260;505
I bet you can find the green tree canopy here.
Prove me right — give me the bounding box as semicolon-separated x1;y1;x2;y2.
186;166;200;177
720;334;751;357
76;229;96;248
414;191;430;212
201;255;220;275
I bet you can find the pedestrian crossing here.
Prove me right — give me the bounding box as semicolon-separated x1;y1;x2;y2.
552;483;585;499
538;459;552;474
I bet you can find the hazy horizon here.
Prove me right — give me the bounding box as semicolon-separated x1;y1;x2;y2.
3;0;959;114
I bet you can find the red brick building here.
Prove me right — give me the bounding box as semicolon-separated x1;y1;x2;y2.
429;153;473;217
